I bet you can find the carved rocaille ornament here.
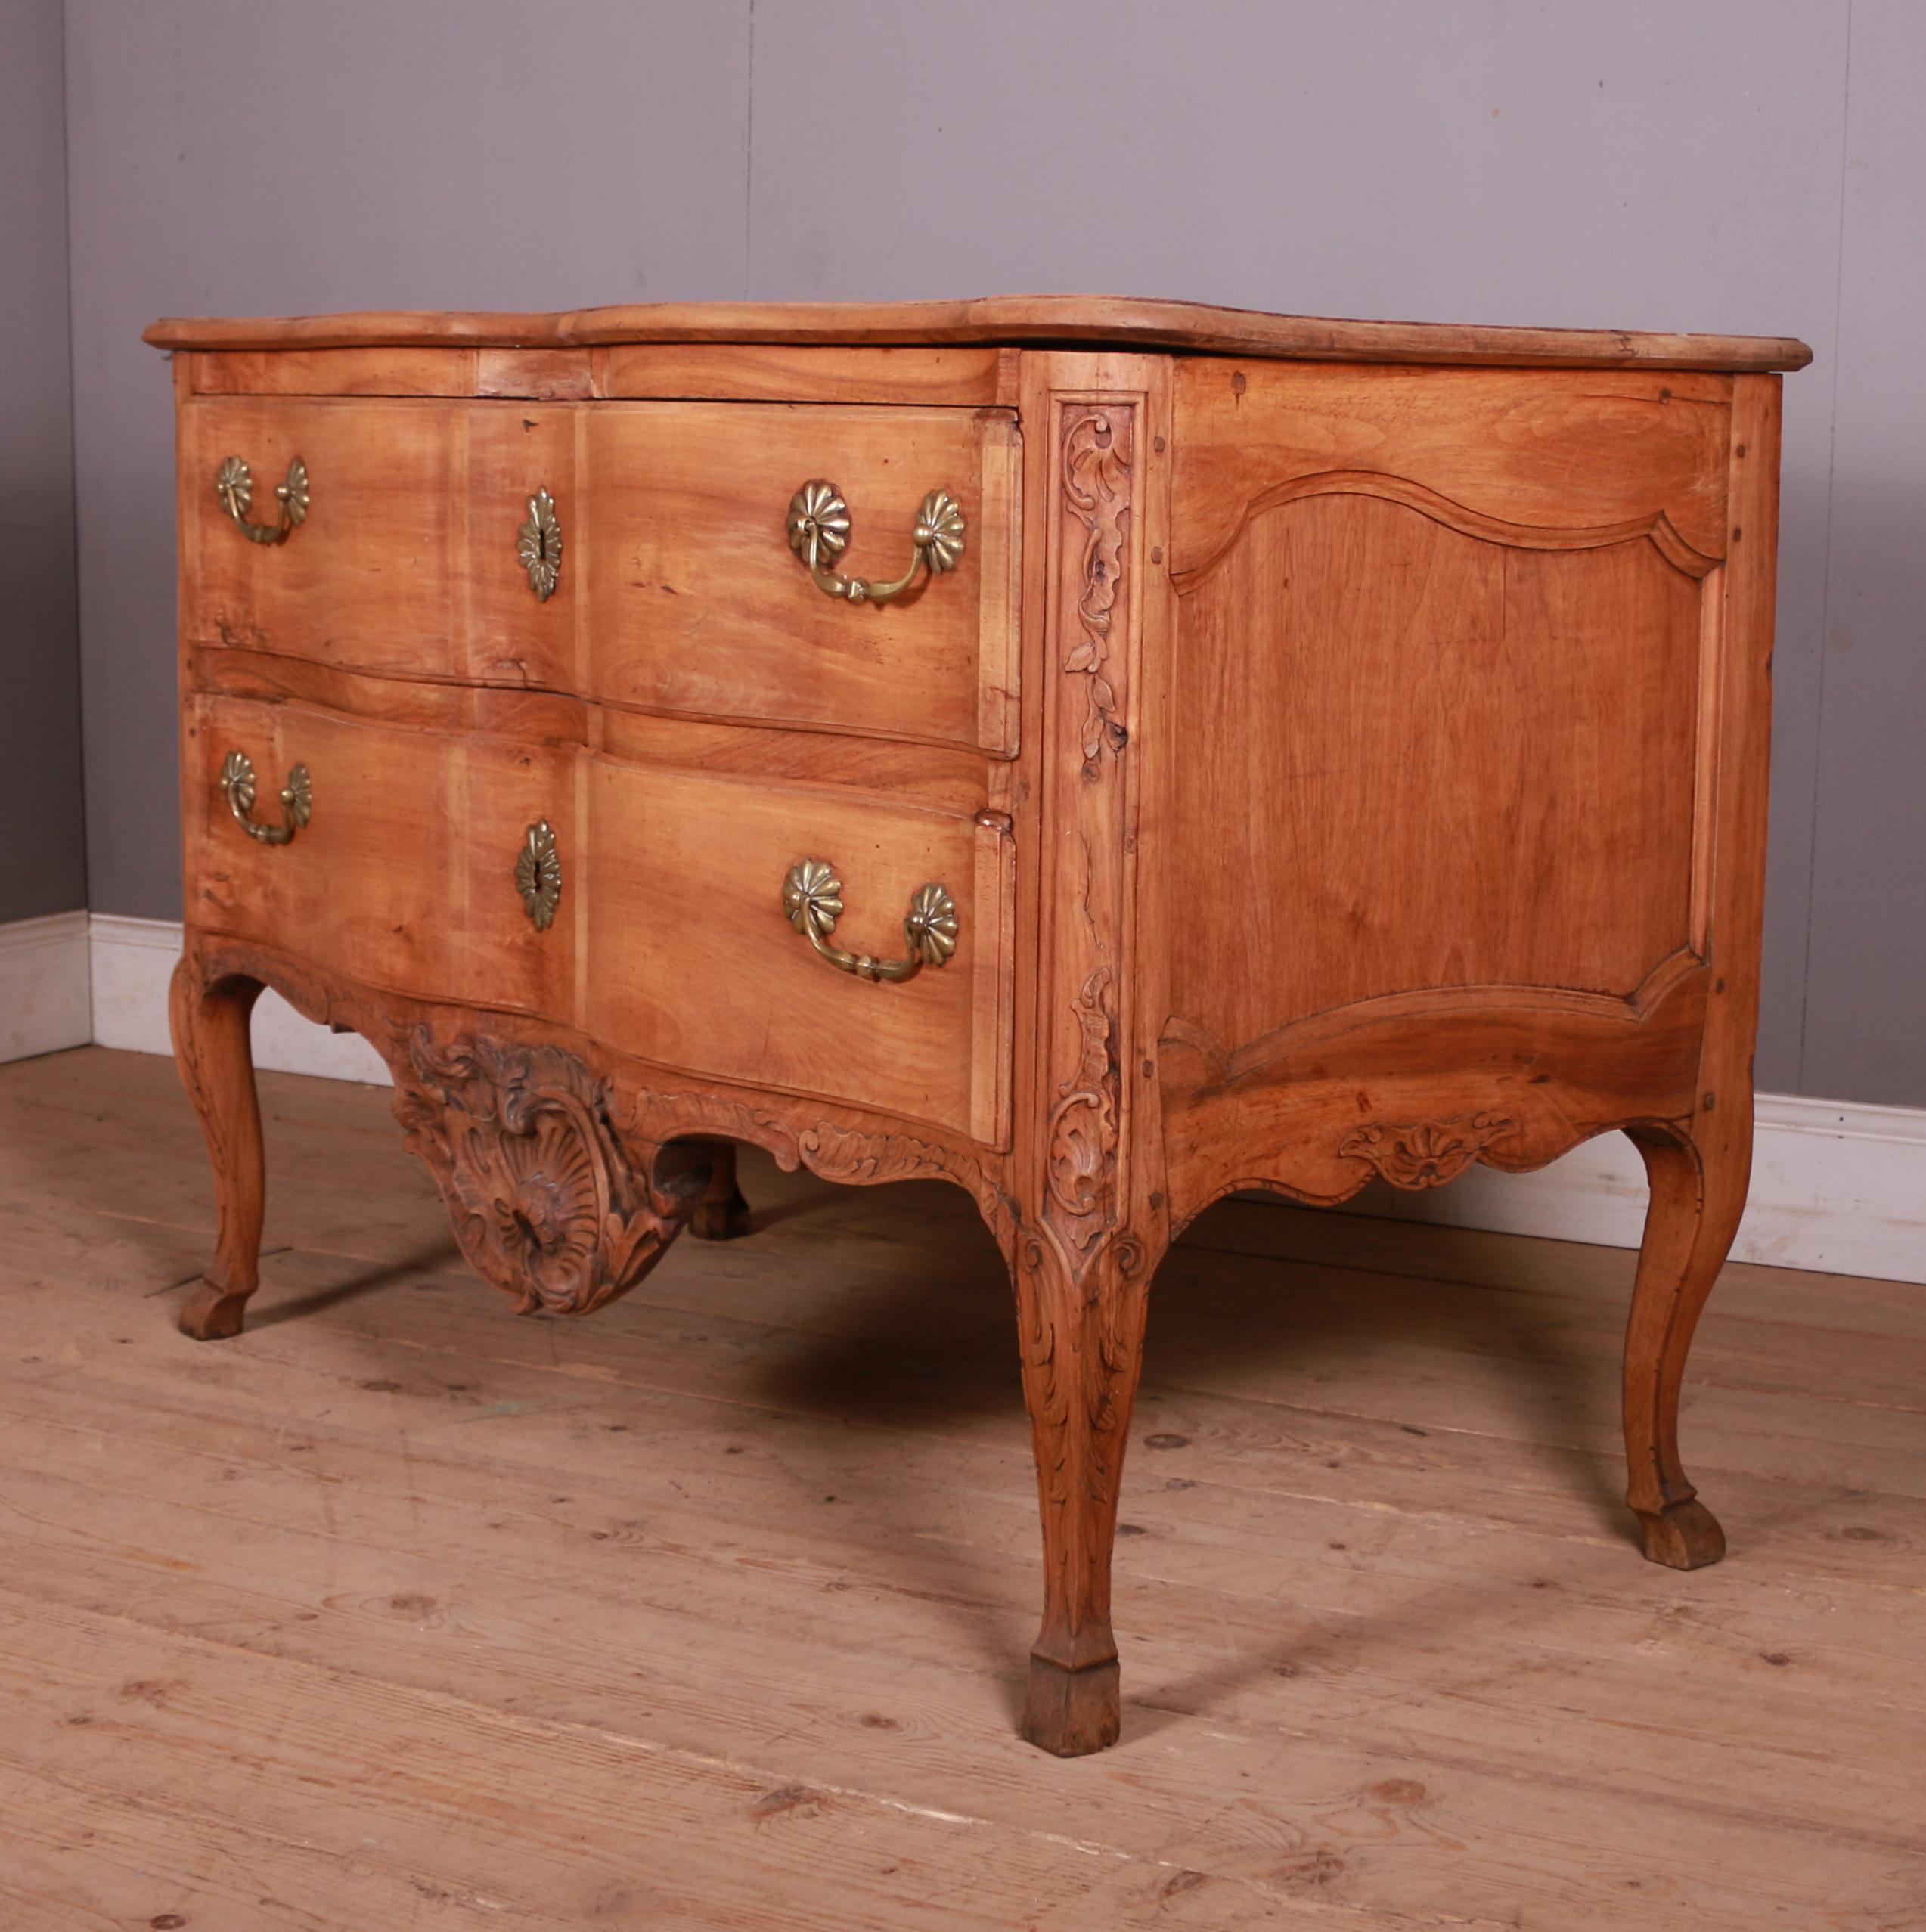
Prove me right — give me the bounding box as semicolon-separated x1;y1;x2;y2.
1338;1110;1521;1189
392;1028;700;1316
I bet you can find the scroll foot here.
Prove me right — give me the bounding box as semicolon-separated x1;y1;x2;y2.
178;1282;253;1342
1636;1497;1727;1571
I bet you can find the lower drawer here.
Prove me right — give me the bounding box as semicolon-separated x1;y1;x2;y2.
582;762;1011;1145
184;696;1012;1144
185;695;575;1019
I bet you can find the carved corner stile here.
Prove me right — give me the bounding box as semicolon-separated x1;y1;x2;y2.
1009;367;1177;1755
1044;964;1121;1245
1033;392;1149;1296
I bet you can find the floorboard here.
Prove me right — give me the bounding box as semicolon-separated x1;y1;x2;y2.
2;1046;1921;1928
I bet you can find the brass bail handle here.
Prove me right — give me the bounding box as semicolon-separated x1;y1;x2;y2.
783;858;957;983
220;750;310;845
215;454;309;546
786;480;966;605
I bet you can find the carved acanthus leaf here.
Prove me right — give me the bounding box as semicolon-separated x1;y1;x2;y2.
1061;409;1133;770
1338;1111;1520;1189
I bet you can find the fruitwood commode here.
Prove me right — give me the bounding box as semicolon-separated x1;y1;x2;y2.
149;297;1810;1756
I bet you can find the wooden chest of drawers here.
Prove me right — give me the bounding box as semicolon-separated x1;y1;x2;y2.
149;298;1810;1755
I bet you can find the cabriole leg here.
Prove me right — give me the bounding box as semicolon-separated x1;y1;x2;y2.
169;954;266;1341
1010;1227;1156;1756
1622;1116;1751;1568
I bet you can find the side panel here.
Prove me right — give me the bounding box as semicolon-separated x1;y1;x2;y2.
1161;360;1738;1215
1171;495;1707;1042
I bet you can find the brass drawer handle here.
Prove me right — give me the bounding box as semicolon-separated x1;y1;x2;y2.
215;455;309;546
220;750;310;845
786;479;965;605
518;488;563;600
783;858;957;982
515;819;562;929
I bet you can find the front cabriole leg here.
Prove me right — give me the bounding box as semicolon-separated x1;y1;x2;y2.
391;1026;705;1316
1012;1221;1159;1755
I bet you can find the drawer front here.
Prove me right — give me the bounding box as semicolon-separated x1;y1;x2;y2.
180;397;577;686
583;763;1011;1143
584;404;1020;753
185;693;575;1018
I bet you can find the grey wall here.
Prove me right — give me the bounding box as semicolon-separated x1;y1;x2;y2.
51;0;1926;1106
0;0;85;923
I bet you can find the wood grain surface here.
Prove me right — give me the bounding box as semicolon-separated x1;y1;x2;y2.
582;402;1021;752
185;693;575;1022
582;760;1011;1143
145;293;1813;371
4;1045;1921;1927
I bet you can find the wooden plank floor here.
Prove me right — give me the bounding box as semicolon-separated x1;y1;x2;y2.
2;1047;1923;1930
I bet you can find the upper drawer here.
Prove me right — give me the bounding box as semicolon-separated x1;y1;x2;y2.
179;397;575;687
178;395;1021;755
582;403;1019;754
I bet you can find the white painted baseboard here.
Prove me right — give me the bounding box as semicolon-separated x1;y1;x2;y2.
0;911;92;1062
6;913;1921;1283
87;914;389;1085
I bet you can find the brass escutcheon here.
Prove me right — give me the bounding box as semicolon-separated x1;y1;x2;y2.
516;820;562;929
518;488;563;600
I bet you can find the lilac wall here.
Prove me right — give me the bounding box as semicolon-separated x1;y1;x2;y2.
60;0;748;926
0;0;85;922
49;0;1926;1106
